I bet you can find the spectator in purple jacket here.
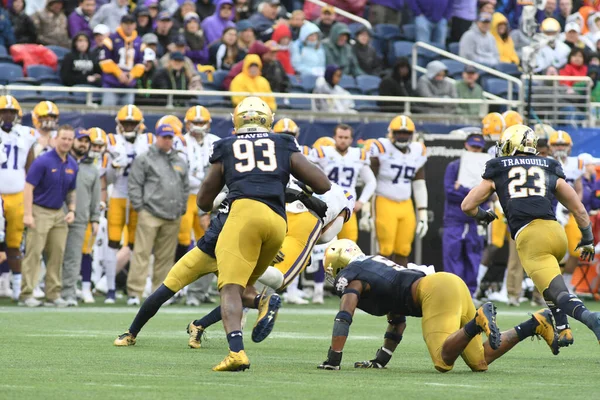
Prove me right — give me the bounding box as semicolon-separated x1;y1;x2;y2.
450;0;477;43
499;0;545;30
201;0;235;45
68;0;96;39
408;0;454;49
368;0;404;26
183;12;209;65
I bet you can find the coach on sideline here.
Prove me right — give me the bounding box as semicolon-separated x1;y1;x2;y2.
61;128;101;306
21;126;78;307
126;124;189;305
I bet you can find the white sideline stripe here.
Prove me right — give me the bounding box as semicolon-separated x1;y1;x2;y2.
0;307;537;318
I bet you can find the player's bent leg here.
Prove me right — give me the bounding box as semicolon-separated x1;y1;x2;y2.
336;213;358;242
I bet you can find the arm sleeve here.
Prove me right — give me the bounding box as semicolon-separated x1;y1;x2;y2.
99;40;123;78
127;157;145;211
358;165;376;203
90;173;101;222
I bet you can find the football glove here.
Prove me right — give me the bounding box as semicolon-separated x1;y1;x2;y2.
294;180;314;196
474;207;498;226
317;347;342;370
415;209;428;238
576;224;595;262
358;202;373;232
284;188;328;221
354;347;392;369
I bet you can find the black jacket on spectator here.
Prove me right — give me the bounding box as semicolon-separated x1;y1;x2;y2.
152;67;190;106
196;0;215;20
262;59;289;93
60;33;102;86
155;28;176;57
377;57;416;112
135;62;158;106
353;28;382;76
9;1;37;44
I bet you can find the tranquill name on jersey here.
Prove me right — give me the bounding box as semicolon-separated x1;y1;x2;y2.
499;158;549;168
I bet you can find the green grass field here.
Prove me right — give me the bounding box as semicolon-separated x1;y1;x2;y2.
1;298;599;400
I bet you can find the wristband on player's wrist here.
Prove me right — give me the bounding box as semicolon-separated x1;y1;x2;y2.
579;223;593;243
475;207;488;220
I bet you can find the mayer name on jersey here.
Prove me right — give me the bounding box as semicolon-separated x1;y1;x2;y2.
371;139;427;201
309;146;369;199
210;132;299;220
482;156;565;238
333;255;425;317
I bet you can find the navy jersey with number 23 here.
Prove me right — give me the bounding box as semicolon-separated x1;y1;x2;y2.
209;133;299;219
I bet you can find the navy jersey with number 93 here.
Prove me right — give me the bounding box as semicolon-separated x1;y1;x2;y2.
209;133;299;219
482;156;565;238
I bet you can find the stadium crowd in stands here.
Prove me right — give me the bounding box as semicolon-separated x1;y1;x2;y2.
0;0;598;113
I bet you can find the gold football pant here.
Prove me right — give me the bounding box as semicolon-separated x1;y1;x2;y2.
178;194;205;246
107;197;138;246
163;247;218;292
416;272;487;372
374;196;415;257
1;192;25;248
216;199;286;290
515;219;567;293
337;213;357;242
275;212;323;290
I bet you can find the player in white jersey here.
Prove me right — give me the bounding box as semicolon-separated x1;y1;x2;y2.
0;96;37;301
308;124;376;242
549;130;585;293
370;115;428;266
104;104;155;304
31;101;59;158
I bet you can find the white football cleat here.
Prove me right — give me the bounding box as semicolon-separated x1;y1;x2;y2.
127;296;140;306
81;289;95;304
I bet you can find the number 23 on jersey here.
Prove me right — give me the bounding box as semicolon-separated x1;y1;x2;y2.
507;166;546;198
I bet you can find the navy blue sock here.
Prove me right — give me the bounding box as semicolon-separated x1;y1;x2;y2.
545;300;570;331
0;261;9;274
515;317;539;341
129;284;175;336
227;330;244;352
253;294;261;309
194;306;222;328
314;261;325;283
463;317;482;338
556;293;594;328
80;254;92;282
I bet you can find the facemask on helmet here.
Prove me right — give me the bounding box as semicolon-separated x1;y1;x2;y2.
188;121;209;139
0;110;17;132
391;130;413;149
118;121;141;140
39;115;58;131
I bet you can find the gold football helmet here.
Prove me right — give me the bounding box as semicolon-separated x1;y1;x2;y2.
87;127;107;159
0;95;22;131
323;239;365;283
273;118;300;137
388;115;415;149
156;115;183;137
116;105;144;139
549;130;572;160
32;101;59;131
482;112;506;140
185;105;212;137
541;17;561;35
502;110;523;128
533;123;556;139
498;124;538;157
232;96;274;134
312;136;335;149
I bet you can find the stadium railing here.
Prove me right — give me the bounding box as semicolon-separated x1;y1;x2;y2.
304;0;372;29
410;41;525;115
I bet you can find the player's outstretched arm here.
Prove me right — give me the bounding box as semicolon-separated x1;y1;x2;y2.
318;280;362;371
290;152;331;194
555;178;595;261
461;179;498;225
197;163;225;212
355;314;406;369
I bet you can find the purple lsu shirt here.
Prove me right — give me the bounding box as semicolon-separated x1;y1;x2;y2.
26;149;78;210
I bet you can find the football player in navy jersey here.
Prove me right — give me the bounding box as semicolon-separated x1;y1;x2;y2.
197;97;330;371
462;124;600;350
318;239;560;372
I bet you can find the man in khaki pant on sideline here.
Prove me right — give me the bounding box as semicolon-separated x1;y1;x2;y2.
126;124;189;305
21;126;78;307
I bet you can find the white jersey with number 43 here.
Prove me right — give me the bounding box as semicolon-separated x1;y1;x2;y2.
371;139;427;202
308;146;369;200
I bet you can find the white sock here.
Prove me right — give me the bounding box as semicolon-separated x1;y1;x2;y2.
257;266;284;290
105;248;118;291
499;268;508;296
563;273;574;291
82;282;91;292
12;273;21;301
476;264;488;286
314;282;324;296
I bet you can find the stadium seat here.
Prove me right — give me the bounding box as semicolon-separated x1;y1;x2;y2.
9;83;41;102
448;42;460;55
442;59;466;79
212;70;229;89
39;82;75;103
26;65;60;83
496;62;520;77
371;37;386;59
198;71;209;83
401;24;416;41
338;75;358;91
72;84;102;103
348;22;364;38
0;45;13;62
356;74;381;94
483;78;513;97
288;97;312;110
46;45;69;61
390;41;413;65
0;63;24;84
374;24;402;41
354;99;379;111
300;74;318;92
